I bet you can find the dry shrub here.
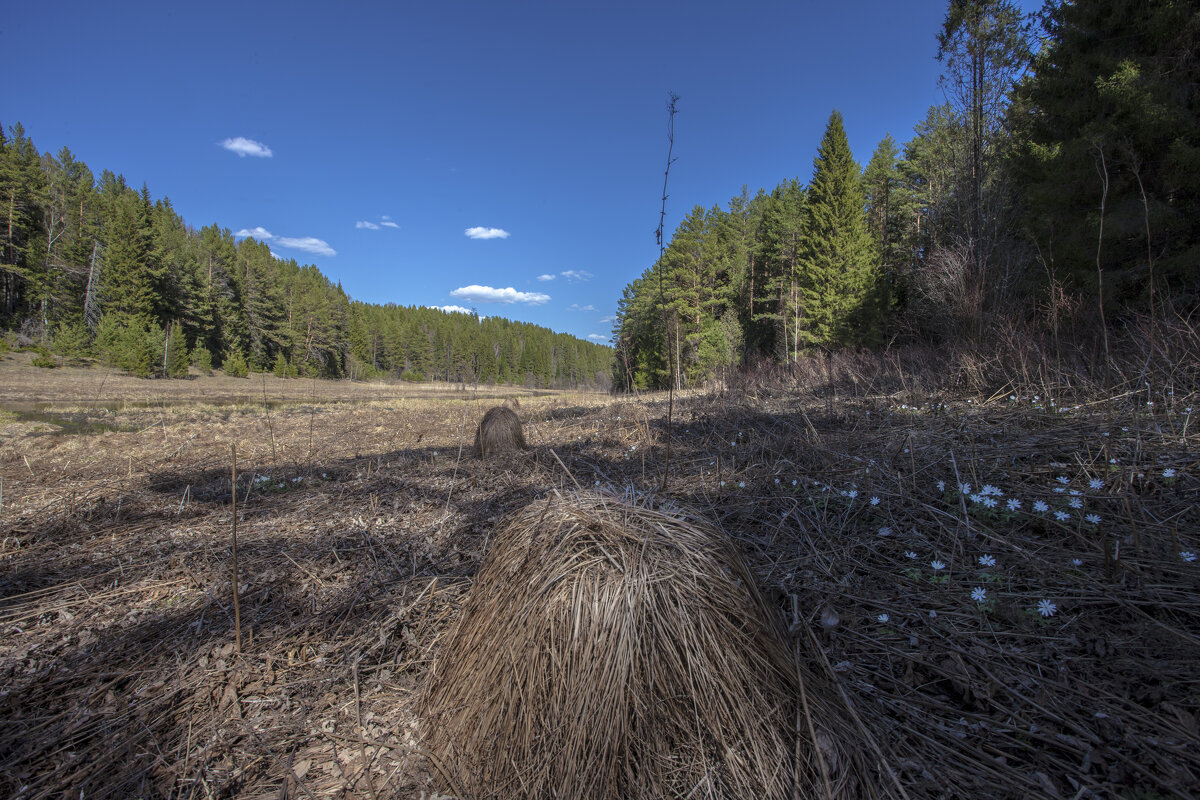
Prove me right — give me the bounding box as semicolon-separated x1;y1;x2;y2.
419;490;801;800
502;395;520;410
473;404;527;457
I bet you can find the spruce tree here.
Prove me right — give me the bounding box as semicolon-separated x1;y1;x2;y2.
797;111;880;347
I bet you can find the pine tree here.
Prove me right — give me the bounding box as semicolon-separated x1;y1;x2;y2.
797;111;880;348
166;321;189;378
1012;0;1200;307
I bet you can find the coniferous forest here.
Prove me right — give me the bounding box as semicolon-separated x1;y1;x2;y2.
614;0;1199;390
0;139;613;388
3;1;1198;394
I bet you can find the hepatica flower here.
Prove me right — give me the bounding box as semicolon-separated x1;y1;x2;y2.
870;496;881;506
1071;558;1083;567
1163;468;1177;478
1054;510;1070;521
1089;478;1105;490
877;613;889;624
1182;551;1197;563
931;560;947;571
905;551;918;560
982;497;998;509
1033;500;1049;513
937;480;946;492
1006;498;1022;512
1069;498;1083;509
1085;513;1102;525
978;554;996;567
1037;599;1057;617
971;587;987;602
1056;476;1070;485
982;484;1002;496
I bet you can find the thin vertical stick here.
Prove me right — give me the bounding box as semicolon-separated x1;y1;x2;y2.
655;91;679;492
230;444;243;654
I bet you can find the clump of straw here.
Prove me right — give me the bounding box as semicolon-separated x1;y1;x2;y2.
473;405;527;458
420;490;801;800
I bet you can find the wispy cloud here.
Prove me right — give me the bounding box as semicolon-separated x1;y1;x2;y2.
588;334;611;343
276;236;336;257
234;226;274;240
600;315;616;324
356;220;381;230
380;221;400;229
220;137;273;158
561;269;593;282
465;226;510;240
432;305;475;315
536;274;556;282
450;285;549;305
569;304;597;312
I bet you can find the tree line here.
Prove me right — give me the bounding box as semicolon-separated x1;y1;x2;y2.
0;133;612;387
614;0;1199;390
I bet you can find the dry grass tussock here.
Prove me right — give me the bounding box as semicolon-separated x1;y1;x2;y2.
421;490;806;800
0;344;1197;799
473;405;527;458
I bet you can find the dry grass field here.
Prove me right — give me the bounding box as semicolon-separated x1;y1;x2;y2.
0;353;1197;799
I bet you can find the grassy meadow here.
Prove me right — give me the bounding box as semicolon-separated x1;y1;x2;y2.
0;351;1197;798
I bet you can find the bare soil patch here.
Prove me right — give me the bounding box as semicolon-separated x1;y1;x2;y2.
0;358;1197;798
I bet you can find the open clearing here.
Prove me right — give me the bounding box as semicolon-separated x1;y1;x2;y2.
0;357;1197;798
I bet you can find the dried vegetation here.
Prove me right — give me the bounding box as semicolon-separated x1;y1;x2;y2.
0;339;1197;798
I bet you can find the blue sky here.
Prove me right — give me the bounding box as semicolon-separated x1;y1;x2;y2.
3;0;1040;345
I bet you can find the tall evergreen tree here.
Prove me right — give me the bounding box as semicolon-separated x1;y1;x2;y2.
797;111;880;348
1012;0;1200;308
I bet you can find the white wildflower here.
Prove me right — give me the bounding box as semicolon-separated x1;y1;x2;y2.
931;560;946;571
1085;513;1101;525
1181;551;1197;563
1037;599;1057;617
1089;478;1104;490
1054;510;1070;521
1033;500;1049;512
978;554;996;568
1006;498;1022;512
877;613;889;623
971;587;987;602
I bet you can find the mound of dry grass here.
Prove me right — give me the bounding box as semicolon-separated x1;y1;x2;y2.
419;490;803;800
473;404;527;457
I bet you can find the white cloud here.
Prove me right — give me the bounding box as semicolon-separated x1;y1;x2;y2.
536;273;556;281
276;236;337;257
588;334;611;343
234;226;274;240
380;221;400;229
568;304;597;312
561;269;593;282
465;226;510;240
432;305;475;315
450;285;550;305
600;315;616;324
356;220;381;230
220;137;273;158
